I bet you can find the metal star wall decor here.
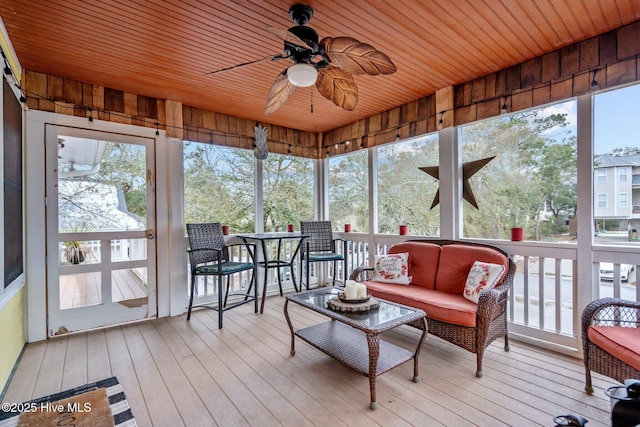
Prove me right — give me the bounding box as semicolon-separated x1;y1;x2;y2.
419;156;495;210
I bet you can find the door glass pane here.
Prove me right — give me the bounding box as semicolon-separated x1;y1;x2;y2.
59;272;101;310
57;136;147;233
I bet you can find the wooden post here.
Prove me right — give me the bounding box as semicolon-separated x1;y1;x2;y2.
435;86;454;128
165;100;183;139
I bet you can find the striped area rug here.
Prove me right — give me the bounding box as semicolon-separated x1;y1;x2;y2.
0;376;136;426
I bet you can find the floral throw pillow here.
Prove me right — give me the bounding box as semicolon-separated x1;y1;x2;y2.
463;261;505;304
372;253;411;285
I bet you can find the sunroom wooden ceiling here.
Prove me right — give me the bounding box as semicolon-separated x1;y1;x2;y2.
1;0;639;133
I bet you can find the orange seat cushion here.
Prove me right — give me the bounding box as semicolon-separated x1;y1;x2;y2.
364;281;478;327
588;326;640;371
388;242;441;289
435;244;508;294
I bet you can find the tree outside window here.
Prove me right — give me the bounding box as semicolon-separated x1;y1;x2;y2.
328;151;369;232
460;100;577;241
376;134;440;235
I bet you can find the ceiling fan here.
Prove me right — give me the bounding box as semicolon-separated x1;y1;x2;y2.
206;3;397;115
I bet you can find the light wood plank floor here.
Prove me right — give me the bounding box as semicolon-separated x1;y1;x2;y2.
59;270;147;309
3;295;614;426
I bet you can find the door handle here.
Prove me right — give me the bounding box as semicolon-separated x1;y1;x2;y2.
146;229;155;240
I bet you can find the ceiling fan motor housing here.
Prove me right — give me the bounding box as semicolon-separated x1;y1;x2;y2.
285;25;319;63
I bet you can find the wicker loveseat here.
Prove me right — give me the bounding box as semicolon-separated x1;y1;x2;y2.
581;298;640;393
350;239;515;377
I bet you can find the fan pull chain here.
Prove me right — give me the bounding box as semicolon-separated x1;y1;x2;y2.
310;89;314;114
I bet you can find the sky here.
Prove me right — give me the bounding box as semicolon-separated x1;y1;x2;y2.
594;83;640;155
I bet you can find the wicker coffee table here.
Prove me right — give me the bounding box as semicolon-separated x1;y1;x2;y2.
284;287;427;409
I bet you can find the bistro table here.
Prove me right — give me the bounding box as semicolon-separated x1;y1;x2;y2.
237;232;308;313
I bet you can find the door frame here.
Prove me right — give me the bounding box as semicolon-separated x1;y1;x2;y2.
24;111;187;342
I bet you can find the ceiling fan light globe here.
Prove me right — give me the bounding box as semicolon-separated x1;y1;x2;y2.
287;63;318;87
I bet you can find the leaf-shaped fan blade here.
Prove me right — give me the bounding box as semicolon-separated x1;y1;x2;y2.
205;55;281;76
266;27;313;49
264;70;296;115
315;67;358;111
321;37;397;76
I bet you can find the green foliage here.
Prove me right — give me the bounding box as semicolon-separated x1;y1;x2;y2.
328;151;369;232
461;104;577;241
183;143;314;233
377;136;440;235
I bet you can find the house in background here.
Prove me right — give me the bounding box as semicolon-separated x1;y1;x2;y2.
594;154;640;236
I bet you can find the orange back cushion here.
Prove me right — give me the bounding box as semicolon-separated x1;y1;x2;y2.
389;242;441;289
435;244;508;294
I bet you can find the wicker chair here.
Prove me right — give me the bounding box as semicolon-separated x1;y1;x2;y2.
186;223;258;328
299;221;346;290
581;297;640;393
350;239;515;377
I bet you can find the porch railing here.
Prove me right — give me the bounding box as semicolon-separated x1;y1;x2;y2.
185;232;638;353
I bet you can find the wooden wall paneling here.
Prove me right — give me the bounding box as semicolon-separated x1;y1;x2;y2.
136;95;148;117
63;79;82;105
541;52;560;83
560;44;580;77
505;64;521;93
550;78;573;102
485;74;496;100
511;89;532;112
398;104;407;125
47;75;63;101
124;92;137;117
388;106;400;128
104;88;124;112
93;86;105;111
215;113;229;133
453;85;465;108
82;83;95;108
435;86;453;127
415;118;427;136
191;107;203;129
25;71;47;98
476;99;499;121
417;96;431;119
572;72;591;96
599;31;617;64
165;100;183;139
228;115;237;136
111;112;132;125
472;77;486;103
533;84;551;106
580;38;600;71
156;99;166;131
494;69;507;97
406;100;419;123
607;59;637;87
617;22;640;59
39;99;55;112
454;104;476;126
462;81;473;105
380;110;389;130
521;57;542;88
368;114;381;134
201;109;215;129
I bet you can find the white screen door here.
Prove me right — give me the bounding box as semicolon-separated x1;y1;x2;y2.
45;125;157;336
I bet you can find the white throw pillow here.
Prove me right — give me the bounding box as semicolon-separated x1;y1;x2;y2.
372;253;412;285
463;261;505;304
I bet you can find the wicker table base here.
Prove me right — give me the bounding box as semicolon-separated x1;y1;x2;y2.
284;287;427;410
